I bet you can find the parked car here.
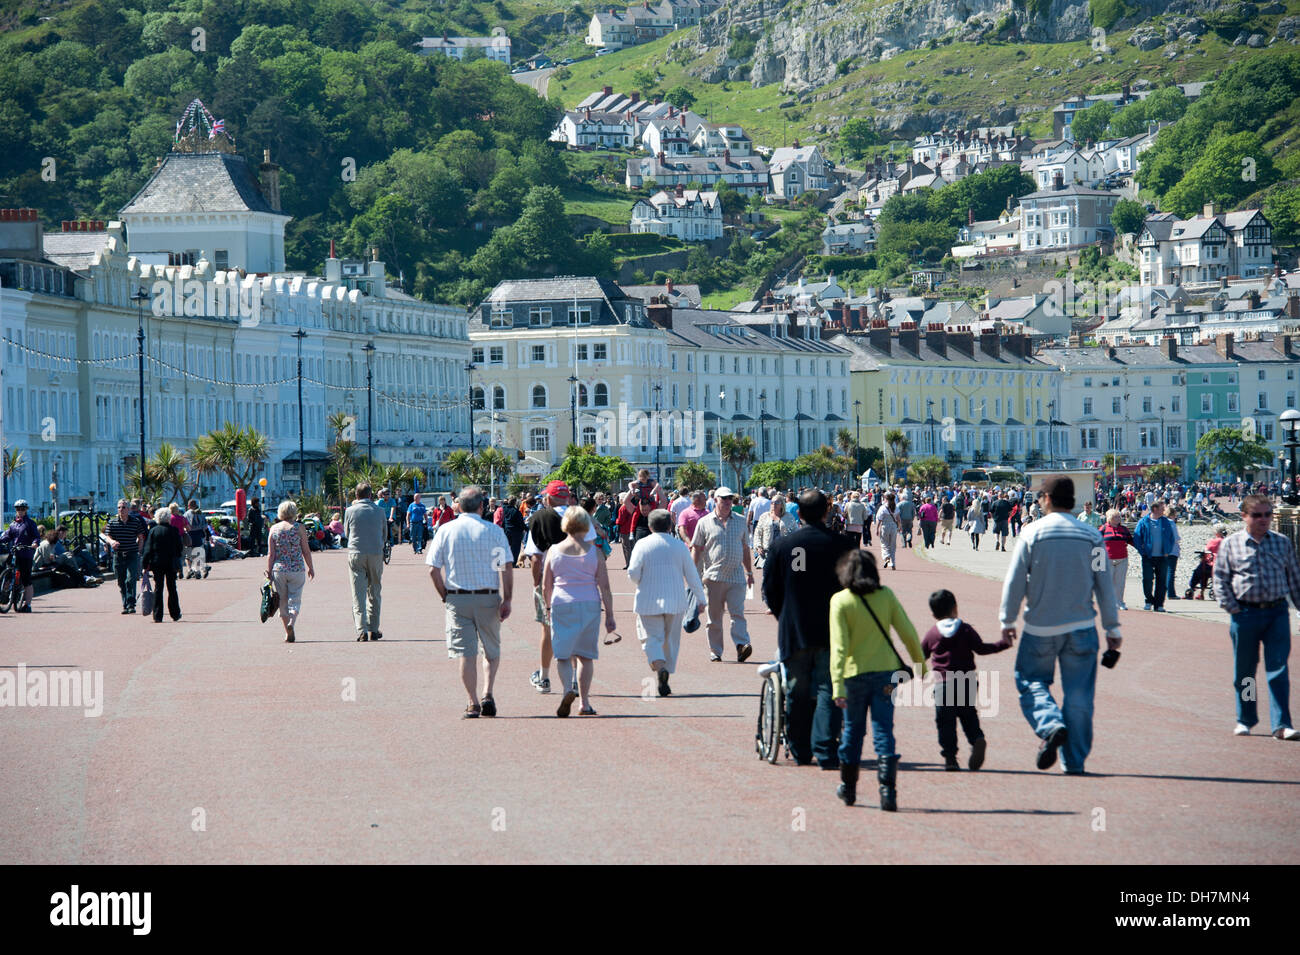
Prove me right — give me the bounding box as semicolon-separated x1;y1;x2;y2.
560;57;574;65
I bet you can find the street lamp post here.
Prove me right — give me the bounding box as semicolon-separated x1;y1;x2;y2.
465;360;477;454
1158;404;1166;469
853;398;861;474
1047;400;1056;468
718;387;726;481
567;375;579;448
130;287;149;487
1281;409;1300;505
652;382;662;480
759;390;768;464
294;328;307;494
362;341;376;465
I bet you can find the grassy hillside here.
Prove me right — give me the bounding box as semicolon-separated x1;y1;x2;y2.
551;9;1300;154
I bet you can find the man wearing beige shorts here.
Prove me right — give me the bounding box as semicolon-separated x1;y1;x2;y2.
427;486;514;719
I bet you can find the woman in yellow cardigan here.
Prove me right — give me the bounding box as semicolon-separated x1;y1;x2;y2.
830;549;926;811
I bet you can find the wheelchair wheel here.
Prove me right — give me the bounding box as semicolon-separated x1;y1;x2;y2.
383;540;392;565
755;669;785;764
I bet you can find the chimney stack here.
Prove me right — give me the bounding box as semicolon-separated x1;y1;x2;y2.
1053;170;1064;190
1274;333;1293;357
603;85;612;96
898;323;920;355
368;247;386;298
1162;335;1177;360
630;91;639;103
979;328;1000;359
1203;202;1215;219
1288;292;1300;321
325;237;342;283
1247;290;1262;310
1216;332;1234;359
646;302;673;328
259;149;281;213
926;322;947;357
947;329;975;357
868;319;891;355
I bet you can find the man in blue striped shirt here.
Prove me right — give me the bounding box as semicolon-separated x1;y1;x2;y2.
1213;495;1300;740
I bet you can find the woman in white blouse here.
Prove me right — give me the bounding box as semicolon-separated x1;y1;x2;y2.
627;509;707;697
754;495;798;569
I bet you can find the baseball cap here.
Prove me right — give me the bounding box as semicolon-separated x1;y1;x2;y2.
544;480;570;498
715;486;735;499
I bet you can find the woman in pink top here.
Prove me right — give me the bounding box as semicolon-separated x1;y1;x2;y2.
543;507;617;717
917;498;940;549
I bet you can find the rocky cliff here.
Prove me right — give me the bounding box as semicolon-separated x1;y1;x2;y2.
687;0;1216;91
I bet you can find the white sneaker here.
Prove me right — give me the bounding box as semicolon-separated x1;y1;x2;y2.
1274;727;1300;741
1144;602;1153;611
529;669;541;687
1233;723;1251;736
1117;603;1128;610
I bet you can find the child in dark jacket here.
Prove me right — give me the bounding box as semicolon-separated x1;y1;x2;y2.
921;589;1014;770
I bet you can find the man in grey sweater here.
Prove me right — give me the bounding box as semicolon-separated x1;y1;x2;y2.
344;482;387;641
999;476;1121;775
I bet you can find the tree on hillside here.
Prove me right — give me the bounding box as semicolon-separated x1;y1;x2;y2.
1163;132;1277;219
839;118;878;160
663;85;695;110
927;165;1036;227
1111;198;1147;237
468;185;580;284
1070;100;1113;145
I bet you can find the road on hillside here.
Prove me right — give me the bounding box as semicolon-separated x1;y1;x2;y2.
512;67;555;98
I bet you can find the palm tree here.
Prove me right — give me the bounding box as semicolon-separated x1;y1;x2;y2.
378;464;423;496
190;423;270;493
885;428;911;476
148;442;190;503
3;447;25;486
123;464;164;501
443;450;474;487
836;426;857;484
327;411;359;508
719;432;756;490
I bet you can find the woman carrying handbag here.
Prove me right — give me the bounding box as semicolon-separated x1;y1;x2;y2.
140;507;183;622
266;500;315;643
828;549;926;811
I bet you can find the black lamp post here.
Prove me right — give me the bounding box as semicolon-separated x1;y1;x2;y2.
652;382;662;478
1047;399;1056;468
130;286;148;486
567;374;579;448
294;328;307;492
760;390;768;464
465;360;477;454
363;341;376;465
1158;403;1166;468
853;398;861;470
1282;409;1300;505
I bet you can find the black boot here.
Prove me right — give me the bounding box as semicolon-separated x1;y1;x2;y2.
877;756;898;812
836;763;859;806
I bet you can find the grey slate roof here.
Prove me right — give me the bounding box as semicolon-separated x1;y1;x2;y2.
42;232;111;273
119;152;284;216
483;276;630;305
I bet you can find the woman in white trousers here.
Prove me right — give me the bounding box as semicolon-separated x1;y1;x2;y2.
266;500;315;642
875;493;900;570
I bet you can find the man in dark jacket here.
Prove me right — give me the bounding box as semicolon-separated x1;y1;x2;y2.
762;489;856;768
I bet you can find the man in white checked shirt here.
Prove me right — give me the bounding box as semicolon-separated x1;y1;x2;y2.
427;486;515;720
628;509;706;697
1213;494;1300;740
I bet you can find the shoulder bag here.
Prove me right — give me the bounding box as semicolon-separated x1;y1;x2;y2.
857;592;914;682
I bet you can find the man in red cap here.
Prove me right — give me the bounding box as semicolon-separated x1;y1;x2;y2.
523;480;597;694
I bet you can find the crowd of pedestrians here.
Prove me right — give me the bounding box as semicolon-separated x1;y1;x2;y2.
9;465;1296;817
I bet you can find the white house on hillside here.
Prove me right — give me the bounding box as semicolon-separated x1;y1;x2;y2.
821;222;876;256
1019;180;1120;250
1137;205;1274;286
630;187;723;241
414;34;511;63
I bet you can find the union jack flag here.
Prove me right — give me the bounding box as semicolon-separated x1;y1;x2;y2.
209;118;226;139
